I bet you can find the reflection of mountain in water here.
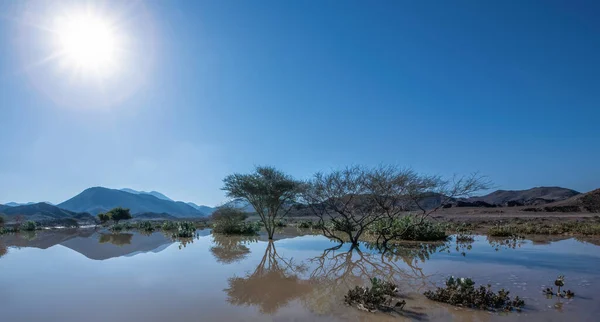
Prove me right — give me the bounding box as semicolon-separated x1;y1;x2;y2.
1;229;174;260
61;232;173;260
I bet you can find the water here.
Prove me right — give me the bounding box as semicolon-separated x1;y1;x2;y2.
1;228;599;321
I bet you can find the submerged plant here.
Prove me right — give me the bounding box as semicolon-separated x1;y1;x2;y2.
172;221;197;238
424;276;525;312
161;221;177;230
545;275;575;298
345;277;405;313
370;216;448;242
136;221;155;232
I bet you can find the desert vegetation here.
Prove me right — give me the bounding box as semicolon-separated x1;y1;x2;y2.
300;166;489;248
211;207;260;235
488;221;600;237
344;277;405;313
424;276;525;312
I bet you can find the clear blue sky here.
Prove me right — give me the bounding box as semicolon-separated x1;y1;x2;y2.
0;0;598;206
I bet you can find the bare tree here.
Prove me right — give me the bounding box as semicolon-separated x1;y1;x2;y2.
373;172;490;248
302;166;382;247
302;165;490;248
222;166;302;240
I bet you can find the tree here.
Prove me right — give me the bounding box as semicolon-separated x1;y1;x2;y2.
302;165;490;248
97;213;110;225
107;207;132;224
0;215;5;227
222;166;302;240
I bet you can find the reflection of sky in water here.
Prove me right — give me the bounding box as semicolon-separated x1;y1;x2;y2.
1;230;599;322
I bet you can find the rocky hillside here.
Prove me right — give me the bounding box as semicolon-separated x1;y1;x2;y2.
462;187;580;207
526;189;600;213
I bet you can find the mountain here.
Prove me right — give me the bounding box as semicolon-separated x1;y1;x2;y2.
0;202;95;222
186;202;216;215
4;201;55;207
58;187;206;218
463;187;580;207
133;212;179;220
532;188;600;213
120;188;173;201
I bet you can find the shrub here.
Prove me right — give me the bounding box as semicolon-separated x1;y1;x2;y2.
298;221;313;229
110;224;124;232
21;221;37;231
63;218;80;228
345;277;405;313
162;221;177;230
172;221;197;238
275;220;287;228
137;221;155;232
424;276;524;312
212;207;260;235
370;216;448;242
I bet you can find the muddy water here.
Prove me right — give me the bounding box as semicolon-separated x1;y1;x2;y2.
1;229;599;322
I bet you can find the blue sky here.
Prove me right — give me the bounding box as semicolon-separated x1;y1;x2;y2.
0;0;598;206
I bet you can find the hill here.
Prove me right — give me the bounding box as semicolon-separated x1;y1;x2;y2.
463;187;580;207
120;188;173;201
0;202;95;222
186;202;216;215
132;212;179;220
530;189;600;213
58;187;206;218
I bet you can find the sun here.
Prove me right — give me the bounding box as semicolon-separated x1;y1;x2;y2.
53;11;122;76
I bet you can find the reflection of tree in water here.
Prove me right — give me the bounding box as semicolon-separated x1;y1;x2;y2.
304;247;432;318
225;241;311;314
0;241;7;258
487;236;525;251
210;234;257;264
98;233;133;246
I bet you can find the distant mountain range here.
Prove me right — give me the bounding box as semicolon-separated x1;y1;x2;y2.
1;186;597;223
0;202;95;222
4;201;55;207
58;187;209;217
461;187;580;207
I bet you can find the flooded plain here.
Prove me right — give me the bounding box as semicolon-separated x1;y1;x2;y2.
1;228;599;322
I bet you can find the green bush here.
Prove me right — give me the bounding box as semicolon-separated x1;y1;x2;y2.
370;216;448;241
21;221;37;231
172;221;197;238
345;277;405;313
298;221;313;229
136;221;155;232
162;221;177;230
424;276;524;312
211;207;260;235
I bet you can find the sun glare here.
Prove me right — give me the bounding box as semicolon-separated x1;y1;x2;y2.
53;11;121;77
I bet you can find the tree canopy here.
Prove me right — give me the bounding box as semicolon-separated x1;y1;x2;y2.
222;166;302;239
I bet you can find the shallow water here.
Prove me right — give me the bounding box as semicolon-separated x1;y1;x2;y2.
1;229;599;321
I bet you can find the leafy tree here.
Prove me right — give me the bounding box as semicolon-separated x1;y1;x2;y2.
222;166;302;240
107;207;132;224
97;213;110;225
